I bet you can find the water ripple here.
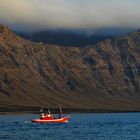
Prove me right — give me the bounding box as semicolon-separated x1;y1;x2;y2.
1;113;140;140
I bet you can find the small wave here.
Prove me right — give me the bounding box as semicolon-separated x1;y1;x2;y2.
24;121;31;124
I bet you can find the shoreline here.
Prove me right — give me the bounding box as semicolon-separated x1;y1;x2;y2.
0;106;140;115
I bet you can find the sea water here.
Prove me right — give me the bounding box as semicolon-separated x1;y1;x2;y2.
0;113;140;140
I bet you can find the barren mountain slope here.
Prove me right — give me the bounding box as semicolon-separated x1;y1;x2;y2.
0;24;140;111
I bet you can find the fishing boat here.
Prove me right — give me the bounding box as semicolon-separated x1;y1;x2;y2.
32;106;70;123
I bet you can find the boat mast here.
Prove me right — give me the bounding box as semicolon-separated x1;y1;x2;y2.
48;108;51;114
59;105;62;118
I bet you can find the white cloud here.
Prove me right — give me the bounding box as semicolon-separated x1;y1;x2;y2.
0;0;140;31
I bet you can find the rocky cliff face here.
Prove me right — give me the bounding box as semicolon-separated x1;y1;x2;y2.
0;24;140;110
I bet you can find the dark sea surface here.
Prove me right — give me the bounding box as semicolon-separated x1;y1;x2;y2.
0;113;140;140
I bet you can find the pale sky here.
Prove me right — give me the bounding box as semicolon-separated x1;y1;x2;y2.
0;0;140;31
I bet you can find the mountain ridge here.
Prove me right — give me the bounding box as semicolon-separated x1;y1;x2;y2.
17;27;135;47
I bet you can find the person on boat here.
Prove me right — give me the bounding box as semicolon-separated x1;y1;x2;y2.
40;108;45;119
44;109;54;120
40;113;45;119
40;109;54;120
45;113;54;119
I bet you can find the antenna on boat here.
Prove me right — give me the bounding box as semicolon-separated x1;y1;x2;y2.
59;105;62;118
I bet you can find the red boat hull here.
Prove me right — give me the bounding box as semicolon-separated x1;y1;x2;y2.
32;116;70;123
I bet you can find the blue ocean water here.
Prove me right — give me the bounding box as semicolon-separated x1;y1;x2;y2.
0;113;140;140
